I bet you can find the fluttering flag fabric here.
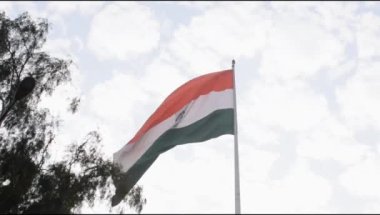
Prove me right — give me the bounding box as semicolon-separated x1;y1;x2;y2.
111;69;235;206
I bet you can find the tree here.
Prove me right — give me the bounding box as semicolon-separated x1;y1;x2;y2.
0;11;146;213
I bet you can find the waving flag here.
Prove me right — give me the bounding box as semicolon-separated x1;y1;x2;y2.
112;69;235;206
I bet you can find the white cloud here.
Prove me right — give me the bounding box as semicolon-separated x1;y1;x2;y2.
239;121;281;147
14;2;56;19
244;80;330;132
270;2;358;45
357;12;380;59
88;72;149;122
296;117;369;165
167;2;272;76
315;2;358;39
38;81;80;118
339;153;380;199
87;2;160;60
240;146;280;182
77;1;104;15
176;1;217;11
363;202;380;213
0;1;12;12
46;1;77;15
43;38;79;60
337;60;380;130
241;159;333;213
37;63;85;155
46;1;104;16
259;10;346;81
141;55;189;100
1;2;38;19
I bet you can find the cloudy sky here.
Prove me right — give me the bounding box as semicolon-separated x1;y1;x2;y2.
2;1;380;213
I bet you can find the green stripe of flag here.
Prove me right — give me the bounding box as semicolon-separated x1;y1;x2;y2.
112;108;234;206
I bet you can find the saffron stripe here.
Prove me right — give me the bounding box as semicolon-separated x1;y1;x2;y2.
128;70;233;144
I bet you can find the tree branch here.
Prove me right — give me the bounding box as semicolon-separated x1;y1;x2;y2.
5;40;19;103
17;51;32;79
37;137;53;171
18;29;35;78
83;166;98;175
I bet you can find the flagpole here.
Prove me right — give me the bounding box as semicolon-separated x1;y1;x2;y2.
232;59;241;214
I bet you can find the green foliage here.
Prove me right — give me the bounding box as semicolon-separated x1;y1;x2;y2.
0;11;146;213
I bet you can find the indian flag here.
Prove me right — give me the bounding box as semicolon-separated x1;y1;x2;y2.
112;69;235;206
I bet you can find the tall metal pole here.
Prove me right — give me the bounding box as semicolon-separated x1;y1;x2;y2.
232;59;241;214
